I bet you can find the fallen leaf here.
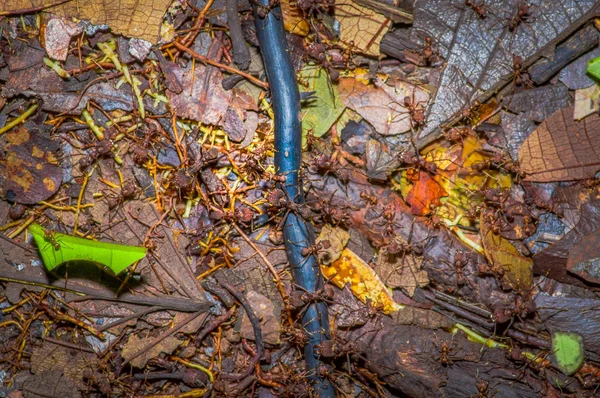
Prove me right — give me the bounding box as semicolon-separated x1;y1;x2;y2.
566;229;600;285
335;0;391;56
321;248;402;314
552;332;585;376
317;224;349;266
372;246;429;297
574;85;600;121
338;77;429;136
299;65;345;141
167;63;232;126
0;125;62;204
31;344;99;390
280;0;309;36
365;139;399;182
121;312;207;368
481;218;533;292
44;16;82;61
519;106;600;182
405;170;448;216
4;0;171;43
239;291;281;345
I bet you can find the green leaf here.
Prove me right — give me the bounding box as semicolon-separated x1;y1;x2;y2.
586;56;600;80
552;331;584;375
298;65;344;146
29;223;146;275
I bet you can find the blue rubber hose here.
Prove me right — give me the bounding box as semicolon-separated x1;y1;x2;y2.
251;5;334;396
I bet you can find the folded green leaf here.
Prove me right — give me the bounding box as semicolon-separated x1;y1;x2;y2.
29;223;146;274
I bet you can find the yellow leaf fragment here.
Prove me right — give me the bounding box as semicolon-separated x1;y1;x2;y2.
321;248;403;314
317;225;349;266
574;85;600;121
481;221;533;291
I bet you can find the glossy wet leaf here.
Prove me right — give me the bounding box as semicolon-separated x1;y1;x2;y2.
299;65;344;142
519;106;600;182
321;248;403;313
29;223;147;274
552;331;584;376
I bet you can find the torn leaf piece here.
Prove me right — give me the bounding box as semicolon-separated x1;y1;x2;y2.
574;85;600;121
552;331;584;376
372;246;429;297
29;223;146;274
586;56;600;80
321;248;403;314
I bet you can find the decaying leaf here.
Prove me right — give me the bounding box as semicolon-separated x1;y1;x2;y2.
31;343;99;390
566;229;600;285
415;0;599;143
167;63;233;126
0;125;62;205
121;312;207;368
335;0;391;56
3;0;171;44
372;244;429;297
317;224;350;266
44;17;82;61
321;248;403;313
280;0;310;36
239;291;281;345
365;139;400;181
338;76;429;136
481;218;533;291
519;106;600;182
405;170;448;216
574;85;600;121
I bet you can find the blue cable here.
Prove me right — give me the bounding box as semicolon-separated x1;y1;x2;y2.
252;5;334;396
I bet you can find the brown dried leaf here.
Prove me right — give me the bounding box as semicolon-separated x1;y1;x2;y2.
239;291;281;345
365;139;399;181
338;78;428;136
335;0;391;56
372;246;429;297
167;64;232;126
3;0;171;43
44;17;82;61
519;106;600;182
121;312;207;368
0;126;62;204
30;344;99;390
481;219;533;292
566;229;600;285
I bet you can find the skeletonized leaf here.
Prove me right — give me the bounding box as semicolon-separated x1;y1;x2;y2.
519;106;600;182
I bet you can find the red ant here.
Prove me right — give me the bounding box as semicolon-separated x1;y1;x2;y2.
512;54;532;88
360;191;378;206
460;100;482;124
252;0;281;19
507;2;532;32
421;37;440;66
400;151;437;175
104;180;138;210
436;340;455;367
465;0;487;19
404;95;427;129
444;126;472;142
300;239;331;257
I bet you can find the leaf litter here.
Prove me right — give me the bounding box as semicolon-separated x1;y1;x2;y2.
2;0;600;397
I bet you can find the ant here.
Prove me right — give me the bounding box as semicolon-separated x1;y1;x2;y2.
78;137;115;169
470;377;495;398
400;151;437;175
385;234;424;256
43;229;61;251
512;54;532;88
311;153;350;185
252;0;281;19
104;180;138;211
266;188;312;228
436;340;455;367
465;0;487;19
300;239;331;257
404;95;427;130
360;191;378;206
297;0;334;16
444;126;472;142
460;100;482;124
315;195;351;226
307;42;340;82
452;250;471;288
421;37;440;66
507;2;532;32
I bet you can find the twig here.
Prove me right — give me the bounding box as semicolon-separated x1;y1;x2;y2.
195;306;236;347
172;41;268;89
